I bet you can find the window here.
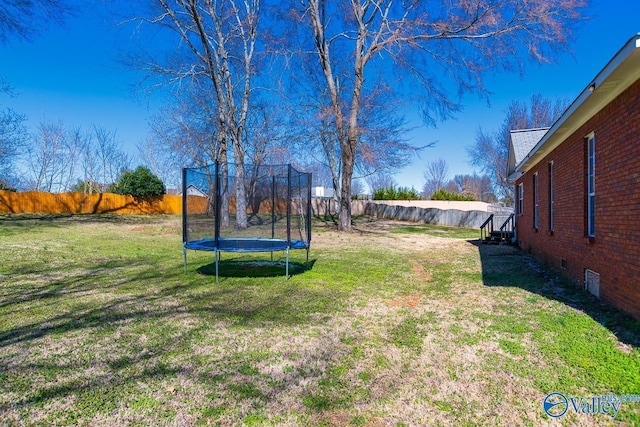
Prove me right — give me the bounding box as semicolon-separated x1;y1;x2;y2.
533;173;539;229
587;134;595;237
517;183;524;215
549;162;554;232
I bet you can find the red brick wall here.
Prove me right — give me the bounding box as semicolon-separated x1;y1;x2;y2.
516;78;640;320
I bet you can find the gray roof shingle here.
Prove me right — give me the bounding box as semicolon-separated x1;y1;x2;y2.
508;128;549;177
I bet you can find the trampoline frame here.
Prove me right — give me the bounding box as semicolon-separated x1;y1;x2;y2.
183;237;309;282
182;162;312;282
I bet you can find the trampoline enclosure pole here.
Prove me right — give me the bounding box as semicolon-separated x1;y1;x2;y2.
271;175;276;263
182;168;188;245
182;167;188;274
307;172;312;247
271;175;276;240
214;161;220;247
287;164;291;246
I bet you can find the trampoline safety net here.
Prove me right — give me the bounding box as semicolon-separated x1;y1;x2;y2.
182;162;312;278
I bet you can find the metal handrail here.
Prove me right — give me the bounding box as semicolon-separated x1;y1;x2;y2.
480;214;494;242
499;213;515;242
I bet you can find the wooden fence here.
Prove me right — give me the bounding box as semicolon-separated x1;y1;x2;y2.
4;192;486;222
0;191;309;216
0;190;185;215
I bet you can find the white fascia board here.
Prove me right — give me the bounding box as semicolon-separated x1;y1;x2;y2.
514;33;640;175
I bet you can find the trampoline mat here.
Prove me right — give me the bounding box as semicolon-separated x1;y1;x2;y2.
184;237;308;252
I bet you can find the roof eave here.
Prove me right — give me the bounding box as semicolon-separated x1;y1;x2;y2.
507;170;523;183
514;33;640;175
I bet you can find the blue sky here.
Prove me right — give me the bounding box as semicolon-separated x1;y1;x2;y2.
1;0;639;191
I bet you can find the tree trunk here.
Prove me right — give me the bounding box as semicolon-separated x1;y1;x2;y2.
233;143;248;230
338;143;354;231
234;166;248;230
219;140;230;229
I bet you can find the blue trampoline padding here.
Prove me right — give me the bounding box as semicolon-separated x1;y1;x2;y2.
184;237;309;252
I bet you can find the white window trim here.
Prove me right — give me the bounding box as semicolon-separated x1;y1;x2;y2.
533;172;539;229
518;183;524;215
549;162;554;232
587;133;595;237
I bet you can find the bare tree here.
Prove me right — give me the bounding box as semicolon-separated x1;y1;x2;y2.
300;160;333;190
0;1;71;188
130;0;261;229
0;110;26;188
444;173;496;202
282;0;586;231
422;158;449;198
286;62;416;213
350;178;364;198
137;136;183;191
70;125;131;194
281;60;346;211
25;120;74;192
353;98;419;184
62;127;84;192
146;87;220;168
468;94;568;204
22;120;128;193
93;125;130;187
0;0;69;45
0;84;27;188
366;173;396;194
145;85;232;220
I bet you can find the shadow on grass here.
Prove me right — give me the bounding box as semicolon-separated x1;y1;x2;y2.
0;257;166;310
0;257;334;350
197;259;316;279
0;311;343;424
472;240;640;350
314;214;411;238
0;213;174;226
0;215;347;423
0;260;344;422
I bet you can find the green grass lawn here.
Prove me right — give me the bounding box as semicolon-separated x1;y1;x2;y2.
0;214;638;426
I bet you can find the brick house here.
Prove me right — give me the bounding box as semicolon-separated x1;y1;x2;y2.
507;33;640;320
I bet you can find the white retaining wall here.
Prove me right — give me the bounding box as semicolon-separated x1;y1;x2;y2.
363;200;492;212
311;199;510;229
362;203;491;229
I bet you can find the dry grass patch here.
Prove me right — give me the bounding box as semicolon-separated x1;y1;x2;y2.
0;214;638;426
384;292;425;308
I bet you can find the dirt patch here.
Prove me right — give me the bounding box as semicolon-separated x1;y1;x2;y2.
411;263;432;281
384;292;424;308
130;221;181;235
313;411;388;426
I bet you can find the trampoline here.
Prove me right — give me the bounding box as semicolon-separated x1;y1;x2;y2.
182;162;312;281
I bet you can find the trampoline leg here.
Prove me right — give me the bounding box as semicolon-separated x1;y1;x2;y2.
183;246;187;274
286;247;290;280
215;249;219;284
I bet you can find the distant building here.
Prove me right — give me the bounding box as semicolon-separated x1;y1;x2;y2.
507;34;640;320
177;184;207;198
312;186;325;197
311;186;335;199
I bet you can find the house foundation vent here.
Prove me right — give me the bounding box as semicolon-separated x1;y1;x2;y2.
585;269;600;298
